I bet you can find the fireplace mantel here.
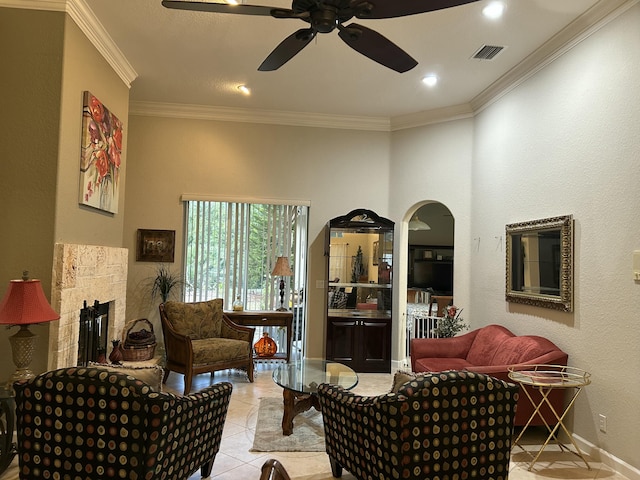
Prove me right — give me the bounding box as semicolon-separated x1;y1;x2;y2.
49;244;128;370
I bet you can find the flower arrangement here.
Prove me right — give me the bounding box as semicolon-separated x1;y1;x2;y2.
432;305;468;338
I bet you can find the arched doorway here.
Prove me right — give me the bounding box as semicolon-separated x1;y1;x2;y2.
405;202;455;362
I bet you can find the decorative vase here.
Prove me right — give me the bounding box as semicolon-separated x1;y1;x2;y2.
109;339;123;365
254;332;277;358
96;348;107;364
232;295;244;311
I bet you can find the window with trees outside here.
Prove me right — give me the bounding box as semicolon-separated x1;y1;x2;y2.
183;199;309;353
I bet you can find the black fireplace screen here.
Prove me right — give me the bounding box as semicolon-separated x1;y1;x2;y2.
78;300;109;366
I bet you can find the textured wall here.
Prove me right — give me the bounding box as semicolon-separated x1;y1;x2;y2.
470;3;640;469
0;8;64;378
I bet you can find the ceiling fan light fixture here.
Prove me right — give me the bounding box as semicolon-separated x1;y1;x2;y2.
162;0;481;72
409;213;431;231
237;84;251;95
422;74;438;87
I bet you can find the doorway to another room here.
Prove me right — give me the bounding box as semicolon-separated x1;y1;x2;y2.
406;202;455;359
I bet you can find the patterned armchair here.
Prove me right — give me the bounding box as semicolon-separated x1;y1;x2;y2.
318;370;519;480
160;299;255;394
14;367;232;480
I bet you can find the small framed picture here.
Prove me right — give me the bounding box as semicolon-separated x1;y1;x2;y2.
423;250;434;259
136;229;175;262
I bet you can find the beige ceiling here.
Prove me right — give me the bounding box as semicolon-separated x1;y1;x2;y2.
72;1;626;123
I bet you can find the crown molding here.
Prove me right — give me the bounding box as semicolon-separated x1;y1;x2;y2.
68;0;137;87
4;0;636;131
1;0;137;88
390;104;474;131
0;0;65;10
129;101;391;132
469;0;638;114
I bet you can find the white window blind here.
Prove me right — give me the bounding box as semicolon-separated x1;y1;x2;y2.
183;200;308;314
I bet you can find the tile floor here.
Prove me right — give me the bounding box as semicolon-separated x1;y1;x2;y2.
2;363;630;480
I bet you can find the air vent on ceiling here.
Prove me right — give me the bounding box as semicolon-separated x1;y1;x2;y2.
472;45;505;60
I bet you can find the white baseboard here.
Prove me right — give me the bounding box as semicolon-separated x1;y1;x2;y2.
572;434;639;480
392;359;411;372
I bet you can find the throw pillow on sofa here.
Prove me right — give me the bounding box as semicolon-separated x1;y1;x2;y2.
390;370;416;393
89;362;164;391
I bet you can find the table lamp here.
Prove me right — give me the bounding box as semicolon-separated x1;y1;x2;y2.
271;257;293;311
0;271;60;386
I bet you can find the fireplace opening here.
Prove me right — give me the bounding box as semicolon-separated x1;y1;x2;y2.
78;300;110;366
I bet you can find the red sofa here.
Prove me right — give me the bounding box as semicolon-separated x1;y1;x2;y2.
410;324;568;426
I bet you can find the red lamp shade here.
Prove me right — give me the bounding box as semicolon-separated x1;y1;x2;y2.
0;278;60;325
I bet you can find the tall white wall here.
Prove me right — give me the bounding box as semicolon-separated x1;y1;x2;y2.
470;4;640;467
389;119;474;361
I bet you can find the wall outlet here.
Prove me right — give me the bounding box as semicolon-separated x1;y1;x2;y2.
598;413;607;433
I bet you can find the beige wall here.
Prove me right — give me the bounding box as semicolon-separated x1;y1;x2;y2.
0;8;129;379
471;3;640;466
391;4;640;468
0;8;64;376
55;15;129;245
122;115;391;358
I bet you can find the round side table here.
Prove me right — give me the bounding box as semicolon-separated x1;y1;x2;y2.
508;364;591;471
0;385;17;475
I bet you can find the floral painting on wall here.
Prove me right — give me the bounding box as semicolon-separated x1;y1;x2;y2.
79;91;123;213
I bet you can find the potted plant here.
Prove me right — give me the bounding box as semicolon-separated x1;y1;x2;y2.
351;246;366;283
432;305;468;338
150;264;185;303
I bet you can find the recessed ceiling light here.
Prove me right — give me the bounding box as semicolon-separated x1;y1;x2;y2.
237;84;251;95
422;75;438;87
482;1;505;19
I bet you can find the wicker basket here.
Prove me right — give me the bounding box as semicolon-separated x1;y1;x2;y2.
121;318;157;362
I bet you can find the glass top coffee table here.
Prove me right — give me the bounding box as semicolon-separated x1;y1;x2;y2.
273;359;358;435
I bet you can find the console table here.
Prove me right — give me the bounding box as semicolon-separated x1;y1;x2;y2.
225;310;293;362
508;364;591;471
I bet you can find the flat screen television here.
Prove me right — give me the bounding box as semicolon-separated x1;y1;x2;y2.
411;260;453;295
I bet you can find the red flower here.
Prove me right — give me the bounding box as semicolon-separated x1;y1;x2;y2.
89;95;104;123
112;125;123;150
95;150;109;180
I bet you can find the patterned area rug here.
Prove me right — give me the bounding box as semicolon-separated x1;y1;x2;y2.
250;397;325;452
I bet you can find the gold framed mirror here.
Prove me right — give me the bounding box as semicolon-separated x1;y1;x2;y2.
505;215;574;312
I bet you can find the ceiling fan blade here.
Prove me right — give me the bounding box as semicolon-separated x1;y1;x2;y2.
161;0;292;17
353;0;479;19
258;29;317;71
338;23;417;73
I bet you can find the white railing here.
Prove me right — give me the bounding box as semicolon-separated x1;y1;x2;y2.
406;303;441;365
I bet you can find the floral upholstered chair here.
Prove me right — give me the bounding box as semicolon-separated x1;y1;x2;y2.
160;299;255;394
14;366;232;480
318;370;519;480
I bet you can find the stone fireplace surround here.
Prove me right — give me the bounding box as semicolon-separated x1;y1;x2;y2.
49;243;128;370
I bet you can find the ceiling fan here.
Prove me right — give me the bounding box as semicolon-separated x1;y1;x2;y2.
161;0;479;72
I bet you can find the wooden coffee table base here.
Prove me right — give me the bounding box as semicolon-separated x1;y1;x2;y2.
281;388;320;436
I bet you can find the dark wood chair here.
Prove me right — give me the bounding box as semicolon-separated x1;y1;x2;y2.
159;299;255;394
260;459;292;480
